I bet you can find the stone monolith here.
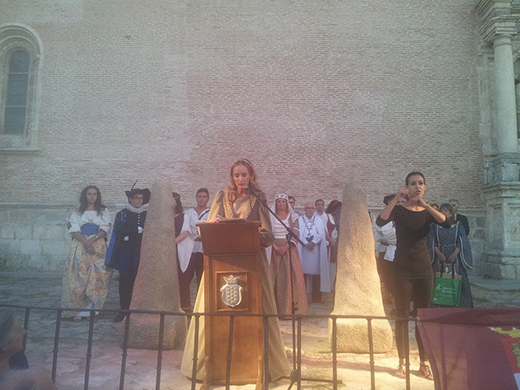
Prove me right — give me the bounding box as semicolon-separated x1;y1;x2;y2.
329;180;393;353
123;181;186;349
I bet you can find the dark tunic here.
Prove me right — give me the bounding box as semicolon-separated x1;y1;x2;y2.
377;205;451;361
106;208;147;272
376;205;450;280
9;350;29;370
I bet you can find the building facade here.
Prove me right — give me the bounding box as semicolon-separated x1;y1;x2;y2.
0;1;518;277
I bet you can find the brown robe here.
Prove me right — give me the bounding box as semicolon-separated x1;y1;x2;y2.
180;189;291;381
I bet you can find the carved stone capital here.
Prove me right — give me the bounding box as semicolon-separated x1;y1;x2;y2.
479;15;520;43
476;0;511;19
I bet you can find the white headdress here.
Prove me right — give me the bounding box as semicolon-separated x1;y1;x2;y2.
270;193;298;223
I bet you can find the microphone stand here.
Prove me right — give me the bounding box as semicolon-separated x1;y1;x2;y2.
248;189;338;389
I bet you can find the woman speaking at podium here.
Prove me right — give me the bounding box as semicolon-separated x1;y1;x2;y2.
181;159;290;381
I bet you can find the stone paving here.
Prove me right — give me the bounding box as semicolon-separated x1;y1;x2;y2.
0;271;519;390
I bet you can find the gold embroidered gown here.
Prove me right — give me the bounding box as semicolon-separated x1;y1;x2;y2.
180;190;290;381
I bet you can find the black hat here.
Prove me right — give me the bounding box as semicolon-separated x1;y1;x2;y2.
383;194;396;206
125;181;151;204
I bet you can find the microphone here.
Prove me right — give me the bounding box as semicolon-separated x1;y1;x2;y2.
245;186;257;196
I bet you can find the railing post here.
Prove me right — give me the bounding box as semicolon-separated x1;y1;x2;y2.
297;317;302;390
119;312;131;390
225;315;235;390
405;318;411;390
155;312;166;390
263;315;269;390
51;309;62;382
23;307;30;348
191;313;200;390
84;311;96;390
367;318;375;390
332;316;338;390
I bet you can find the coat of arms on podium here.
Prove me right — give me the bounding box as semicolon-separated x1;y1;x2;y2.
220;275;243;308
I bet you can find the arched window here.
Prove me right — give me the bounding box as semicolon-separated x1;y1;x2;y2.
4;50;30;135
0;24;42;151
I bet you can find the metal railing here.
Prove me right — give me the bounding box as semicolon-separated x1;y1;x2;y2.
1;304;416;390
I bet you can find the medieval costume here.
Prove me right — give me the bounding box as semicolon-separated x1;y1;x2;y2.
375;221;397;299
177;206;210;311
298;213;330;302
266;194;308;316
61;208;112;318
180;189;290;381
429;221;474;308
106;187;150;322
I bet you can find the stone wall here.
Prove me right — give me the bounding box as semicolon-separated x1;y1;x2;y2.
0;205;72;271
1;204;486;273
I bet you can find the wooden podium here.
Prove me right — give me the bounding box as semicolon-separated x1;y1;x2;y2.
198;220;264;388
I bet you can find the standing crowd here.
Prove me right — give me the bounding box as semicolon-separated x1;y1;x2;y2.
0;164;475;387
59;180;342;323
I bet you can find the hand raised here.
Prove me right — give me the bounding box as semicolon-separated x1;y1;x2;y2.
396;188;409;202
410;196;427;207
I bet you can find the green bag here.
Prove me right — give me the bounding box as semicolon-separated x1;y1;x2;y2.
431;264;462;307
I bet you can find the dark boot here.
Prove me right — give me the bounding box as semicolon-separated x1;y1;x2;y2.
113;312;127;323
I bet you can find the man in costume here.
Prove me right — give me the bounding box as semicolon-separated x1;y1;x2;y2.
315;198;333;252
288;196;300;216
299;202;330;303
449;198;470;235
106;185;151;322
175;188;210;312
314;199;327;226
375;194;398;306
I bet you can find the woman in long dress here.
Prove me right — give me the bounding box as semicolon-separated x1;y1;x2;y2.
181;159;290;381
429;202;474;308
267;194;308;316
61;185;113;320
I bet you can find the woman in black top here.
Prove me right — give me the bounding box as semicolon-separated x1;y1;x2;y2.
376;172;450;380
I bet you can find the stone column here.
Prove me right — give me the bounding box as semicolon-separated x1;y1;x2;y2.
477;0;519;156
477;0;520;279
328;181;392;353
124;181;186;349
493;33;518;154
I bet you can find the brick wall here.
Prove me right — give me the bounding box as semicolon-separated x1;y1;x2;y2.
0;1;486;269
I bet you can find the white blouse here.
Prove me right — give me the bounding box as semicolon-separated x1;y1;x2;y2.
68;209;111;235
272;214;292;240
